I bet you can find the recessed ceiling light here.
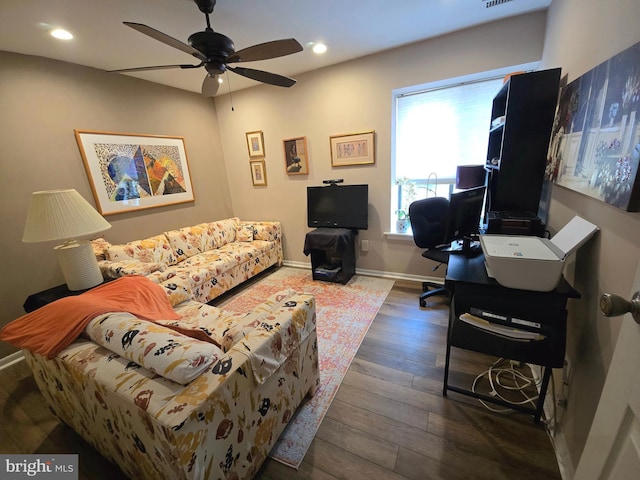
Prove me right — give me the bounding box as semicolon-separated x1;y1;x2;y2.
218;77;224;84
50;29;73;40
312;43;327;54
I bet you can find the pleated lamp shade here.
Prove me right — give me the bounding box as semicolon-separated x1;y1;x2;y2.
22;189;111;243
22;189;111;290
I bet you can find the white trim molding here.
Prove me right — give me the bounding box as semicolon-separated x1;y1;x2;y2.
0;350;25;371
282;260;444;285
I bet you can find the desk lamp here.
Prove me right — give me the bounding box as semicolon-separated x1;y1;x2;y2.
22;189;112;291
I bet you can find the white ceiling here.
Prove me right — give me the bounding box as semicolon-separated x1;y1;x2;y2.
0;0;551;96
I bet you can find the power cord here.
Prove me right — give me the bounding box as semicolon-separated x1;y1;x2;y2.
472;358;540;413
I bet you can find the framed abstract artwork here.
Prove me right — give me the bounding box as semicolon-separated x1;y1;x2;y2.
330;131;375;166
283;136;309;175
250;160;267;186
74;130;195;215
246;130;265;158
546;40;640;211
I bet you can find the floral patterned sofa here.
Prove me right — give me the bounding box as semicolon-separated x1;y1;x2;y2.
23;286;319;480
93;217;283;305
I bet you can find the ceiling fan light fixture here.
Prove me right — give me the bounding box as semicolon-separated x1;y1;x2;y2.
312;43;327;54
50;28;73;40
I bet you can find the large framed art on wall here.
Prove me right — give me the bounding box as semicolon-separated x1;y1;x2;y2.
545;41;640;211
75;130;195;215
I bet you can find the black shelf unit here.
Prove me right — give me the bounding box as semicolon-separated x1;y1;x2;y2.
304;228;356;284
485;68;561;223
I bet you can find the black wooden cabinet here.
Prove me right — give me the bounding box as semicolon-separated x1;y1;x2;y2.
303;228;356;284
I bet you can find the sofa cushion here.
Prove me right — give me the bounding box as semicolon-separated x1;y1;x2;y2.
85;312;222;384
181;248;238;275
167;300;250;351
164;223;210;262
107;234;177;265
252;222;281;242
216;242;263;265
147;270;195;307
99;260;166;279
247;239;276;255
205;217;240;249
235;223;255;242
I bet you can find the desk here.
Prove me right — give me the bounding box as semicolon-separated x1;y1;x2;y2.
443;253;580;423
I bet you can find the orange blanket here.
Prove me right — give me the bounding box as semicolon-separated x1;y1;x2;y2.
0;276;180;359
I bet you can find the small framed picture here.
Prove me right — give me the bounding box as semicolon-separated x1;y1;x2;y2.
249;160;267;186
330;131;375;167
283;136;309;175
246;131;265;158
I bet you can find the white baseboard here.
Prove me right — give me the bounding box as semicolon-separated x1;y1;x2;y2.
281;260;444;285
551;427;575;480
0;350;25;371
527;362;573;480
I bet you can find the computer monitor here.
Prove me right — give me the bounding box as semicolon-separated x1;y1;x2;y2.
441;186;486;256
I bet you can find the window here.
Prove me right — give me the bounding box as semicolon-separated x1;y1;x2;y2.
391;64;539;231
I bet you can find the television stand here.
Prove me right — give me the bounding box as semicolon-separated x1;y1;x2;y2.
303;228;356;284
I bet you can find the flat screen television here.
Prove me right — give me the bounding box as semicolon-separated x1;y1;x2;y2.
307;184;369;230
442;186;486;256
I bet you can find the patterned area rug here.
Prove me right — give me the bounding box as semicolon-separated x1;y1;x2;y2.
216;266;394;469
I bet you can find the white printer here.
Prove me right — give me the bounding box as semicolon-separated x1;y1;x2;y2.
480;216;599;292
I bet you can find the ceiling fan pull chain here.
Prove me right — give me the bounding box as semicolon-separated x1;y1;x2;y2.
226;72;235;111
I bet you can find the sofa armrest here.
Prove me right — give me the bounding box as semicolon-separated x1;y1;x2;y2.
230;290;315;384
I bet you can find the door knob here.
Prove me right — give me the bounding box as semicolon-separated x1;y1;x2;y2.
599;291;640;324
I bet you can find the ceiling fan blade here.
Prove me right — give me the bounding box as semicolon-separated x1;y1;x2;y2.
108;63;202;73
202;75;220;97
123;22;207;61
228;66;296;87
226;38;303;63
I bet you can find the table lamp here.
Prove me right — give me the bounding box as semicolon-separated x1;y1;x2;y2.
22;189;112;291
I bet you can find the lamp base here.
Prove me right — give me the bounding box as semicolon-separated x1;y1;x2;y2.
54;240;103;291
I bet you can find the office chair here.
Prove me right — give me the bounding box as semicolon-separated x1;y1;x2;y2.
408;197;451;307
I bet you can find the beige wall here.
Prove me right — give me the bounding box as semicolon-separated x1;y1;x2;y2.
541;0;640;474
214;12;547;275
0;52;231;344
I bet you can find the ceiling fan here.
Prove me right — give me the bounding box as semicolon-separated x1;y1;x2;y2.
108;0;303;97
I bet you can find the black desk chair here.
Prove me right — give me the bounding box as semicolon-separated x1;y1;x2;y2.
408;197;451;307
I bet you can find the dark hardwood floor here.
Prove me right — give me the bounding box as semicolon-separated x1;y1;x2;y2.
0;279;561;480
